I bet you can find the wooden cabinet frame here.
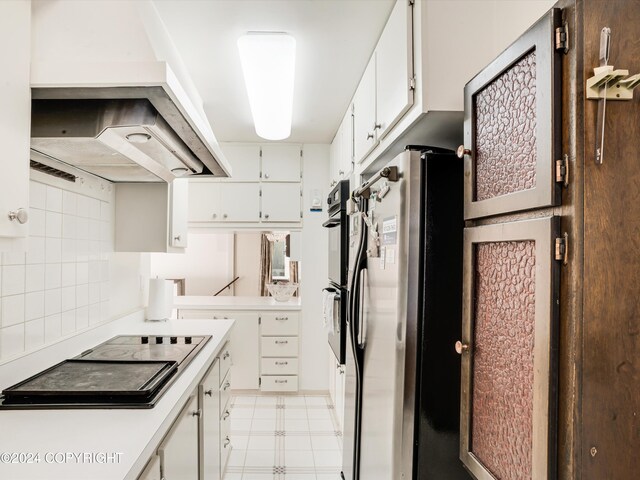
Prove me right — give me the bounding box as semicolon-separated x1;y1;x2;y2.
463;8;563;220
460;217;560;480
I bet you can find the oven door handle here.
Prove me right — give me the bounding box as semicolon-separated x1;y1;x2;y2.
322;217;341;228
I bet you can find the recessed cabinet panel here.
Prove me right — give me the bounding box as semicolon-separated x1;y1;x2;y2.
188;182;221;222
375;0;414;141
353;55;378;164
228;312;260;389
261;183;302;223
261;145;301;182
460;217;559;480
220;144;261;182
463;9;562;219
159;395;199;480
219;183;260;222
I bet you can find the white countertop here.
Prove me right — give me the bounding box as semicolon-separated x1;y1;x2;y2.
0;312;234;480
174;295;302;311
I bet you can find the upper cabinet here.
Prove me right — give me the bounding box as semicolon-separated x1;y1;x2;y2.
261;145;302;182
329;107;354;187
0;1;31;249
220;144;261;182
353;0;414;165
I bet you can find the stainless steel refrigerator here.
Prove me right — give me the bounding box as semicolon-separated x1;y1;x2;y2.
341;146;471;480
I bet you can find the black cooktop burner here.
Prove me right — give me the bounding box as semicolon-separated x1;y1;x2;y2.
0;335;211;410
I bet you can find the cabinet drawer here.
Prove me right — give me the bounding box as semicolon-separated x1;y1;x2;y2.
221;410;232;472
220;371;231;416
261;375;299;392
261;357;298;375
261;312;299;336
219;342;232;382
261;336;299;357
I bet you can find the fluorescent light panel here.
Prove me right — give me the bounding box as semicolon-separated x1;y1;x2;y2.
238;32;296;140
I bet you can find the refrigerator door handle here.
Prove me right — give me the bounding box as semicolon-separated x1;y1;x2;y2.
357;268;368;348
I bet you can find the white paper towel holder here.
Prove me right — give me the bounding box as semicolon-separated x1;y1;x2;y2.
146;278;173;322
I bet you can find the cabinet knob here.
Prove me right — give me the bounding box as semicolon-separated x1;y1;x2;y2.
223;214;228;219
223;351;230;360
366;132;374;140
339;170;344;175
212;213;218;219
204;389;213;397
455;341;470;355
456;145;472;159
264;214;270;219
330;180;337;187
264;173;270;179
223;381;231;391
8;208;28;224
191;409;202;418
373;123;382;130
173;234;181;242
223;409;231;420
223;436;231;448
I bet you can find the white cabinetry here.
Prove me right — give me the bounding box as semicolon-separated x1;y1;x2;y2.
327;350;346;433
114;179;188;252
261;145;301;182
200;359;221;480
0;1;30;248
158;395;199;480
329;107;353;187
220;144;261;182
353;0;414;165
260;311;299;392
261;183;302;223
189;182;261;223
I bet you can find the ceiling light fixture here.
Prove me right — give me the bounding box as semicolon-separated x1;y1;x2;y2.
238;32;296;141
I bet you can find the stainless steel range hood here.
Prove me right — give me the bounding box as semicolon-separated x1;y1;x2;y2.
31;97;220;183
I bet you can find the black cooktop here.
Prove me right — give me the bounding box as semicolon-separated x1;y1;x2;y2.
0;335;210;410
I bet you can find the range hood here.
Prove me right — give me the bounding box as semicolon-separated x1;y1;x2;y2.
31;97;210;183
29;0;232;183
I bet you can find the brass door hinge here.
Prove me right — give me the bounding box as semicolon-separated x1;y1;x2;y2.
555;232;569;265
555;24;569;53
555;154;569;187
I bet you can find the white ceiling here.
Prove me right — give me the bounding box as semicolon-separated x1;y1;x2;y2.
152;0;395;144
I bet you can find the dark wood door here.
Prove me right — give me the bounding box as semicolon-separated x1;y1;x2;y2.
462;8;563;220
459;217;561;480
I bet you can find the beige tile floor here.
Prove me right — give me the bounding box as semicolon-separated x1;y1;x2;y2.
223;394;343;480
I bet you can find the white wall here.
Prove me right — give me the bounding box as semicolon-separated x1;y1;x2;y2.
234;233;261;296
0;173;144;362
299;144;330;391
148;233;234;296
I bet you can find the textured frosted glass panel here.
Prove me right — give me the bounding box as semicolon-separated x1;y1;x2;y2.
474;51;537;201
471;240;535;480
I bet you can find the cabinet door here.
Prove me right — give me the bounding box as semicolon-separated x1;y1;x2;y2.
200;360;221;480
261;183;301;223
336;363;345;432
227;312;260;389
0;1;30;244
220;144;261;182
462;9;562;220
219;183;261;222
339;107;353;178
375;0;414;140
329;125;341;187
169;178;188;248
159;395;199;480
261;145;301;182
188;182;222;222
328;352;337;406
459;217;560;480
353;55;377;164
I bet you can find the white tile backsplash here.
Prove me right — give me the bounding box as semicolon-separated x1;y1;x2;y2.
0;180;114;361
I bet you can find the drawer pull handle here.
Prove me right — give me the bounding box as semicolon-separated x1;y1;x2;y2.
275;379;288;384
275;340;289;345
223;436;231;448
223;381;231;391
223;409;231;420
275;361;289;366
223;351;230;360
204;389;213;397
275;317;288;321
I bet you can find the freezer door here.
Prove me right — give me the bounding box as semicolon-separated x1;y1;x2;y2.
358;150;418;480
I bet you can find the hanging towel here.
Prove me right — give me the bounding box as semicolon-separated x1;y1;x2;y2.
322;289;336;335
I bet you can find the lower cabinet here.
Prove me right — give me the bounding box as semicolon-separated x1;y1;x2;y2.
260;311;300;392
138;341;233;480
158;395;200;480
327;349;346;433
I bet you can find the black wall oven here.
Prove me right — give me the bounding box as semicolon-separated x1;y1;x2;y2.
323;180;349;365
